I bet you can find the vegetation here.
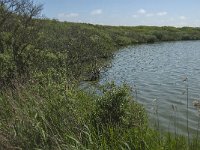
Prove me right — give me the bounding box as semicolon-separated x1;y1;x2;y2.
36;20;200;81
1;0;200;149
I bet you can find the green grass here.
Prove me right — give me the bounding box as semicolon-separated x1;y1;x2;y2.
1;80;200;149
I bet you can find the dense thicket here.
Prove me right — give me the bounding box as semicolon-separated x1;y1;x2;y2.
36;20;200;81
1;13;200;85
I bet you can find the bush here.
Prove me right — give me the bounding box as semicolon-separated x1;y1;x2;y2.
91;83;147;128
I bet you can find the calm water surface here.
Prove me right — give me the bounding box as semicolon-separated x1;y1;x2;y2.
99;41;200;136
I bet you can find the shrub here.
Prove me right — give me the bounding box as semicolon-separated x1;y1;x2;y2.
91;83;147;128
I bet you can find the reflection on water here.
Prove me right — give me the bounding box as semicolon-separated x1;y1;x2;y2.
99;41;200;136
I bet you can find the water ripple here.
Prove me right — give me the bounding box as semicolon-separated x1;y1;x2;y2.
99;41;200;136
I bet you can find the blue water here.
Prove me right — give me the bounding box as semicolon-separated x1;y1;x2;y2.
99;41;200;136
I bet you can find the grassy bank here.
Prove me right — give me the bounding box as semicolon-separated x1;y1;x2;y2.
1;1;200;149
1;81;200;149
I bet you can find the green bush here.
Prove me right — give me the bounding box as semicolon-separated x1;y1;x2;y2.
91;83;147;128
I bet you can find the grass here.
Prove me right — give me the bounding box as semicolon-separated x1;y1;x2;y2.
1;79;200;149
0;81;145;149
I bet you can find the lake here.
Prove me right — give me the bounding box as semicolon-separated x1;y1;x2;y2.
99;41;200;136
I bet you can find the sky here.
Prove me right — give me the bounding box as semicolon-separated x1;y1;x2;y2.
37;0;200;27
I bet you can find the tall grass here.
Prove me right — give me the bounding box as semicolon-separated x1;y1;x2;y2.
1;79;200;149
185;77;190;144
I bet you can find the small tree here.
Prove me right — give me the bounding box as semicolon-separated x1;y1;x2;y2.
0;0;43;81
